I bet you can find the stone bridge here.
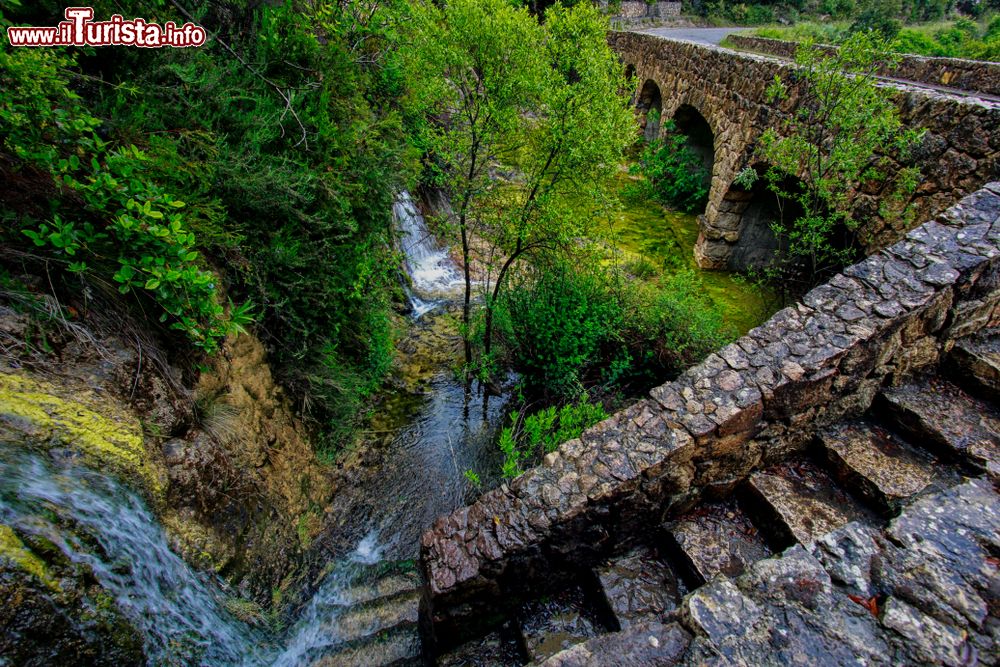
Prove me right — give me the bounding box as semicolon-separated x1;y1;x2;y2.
608;31;1000;271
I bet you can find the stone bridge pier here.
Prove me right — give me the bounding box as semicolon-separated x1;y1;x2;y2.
608;31;1000;271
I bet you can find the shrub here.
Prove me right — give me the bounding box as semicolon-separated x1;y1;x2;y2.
498;396;608;478
630;120;711;215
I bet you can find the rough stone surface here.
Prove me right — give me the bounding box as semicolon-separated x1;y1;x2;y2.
594;547;682;629
533;621;691;667
421;185;1000;639
950;327;1000;400
746;460;872;547
879;376;1000;471
525;477;1000;666
607;31;1000;269
668;501;771;582
819;420;939;511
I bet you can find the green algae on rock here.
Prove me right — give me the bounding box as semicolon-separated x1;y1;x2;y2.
0;372;166;501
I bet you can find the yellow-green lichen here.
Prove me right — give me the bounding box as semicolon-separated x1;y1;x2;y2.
0;524;60;592
0;372;165;500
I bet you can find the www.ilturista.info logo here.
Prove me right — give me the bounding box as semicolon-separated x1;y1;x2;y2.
6;7;207;48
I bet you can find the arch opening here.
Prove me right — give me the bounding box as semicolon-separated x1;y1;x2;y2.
671;104;715;176
636;79;662;142
724;169;803;273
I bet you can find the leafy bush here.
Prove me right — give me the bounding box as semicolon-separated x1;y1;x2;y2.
1;1;408;455
498;396;608;478
498;263;623;398
497;261;732;400
630;120;711;215
0;38;244;352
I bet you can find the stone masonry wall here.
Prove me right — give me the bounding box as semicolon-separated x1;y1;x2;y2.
420;184;1000;641
609;1;682;20
729;34;1000;97
607;31;1000;270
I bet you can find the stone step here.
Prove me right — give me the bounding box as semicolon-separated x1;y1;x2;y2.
948;329;1000;401
308;625;425;667
743;459;874;548
665;500;772;585
516;586;609;664
878;375;1000;475
818;419;944;513
323;588;422;646
343;568;423;607
591;545;684;630
435;627;524;666
531;621;692;666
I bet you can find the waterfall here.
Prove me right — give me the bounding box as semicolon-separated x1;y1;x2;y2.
0;447;266;666
394;191;464;317
269;532;383;667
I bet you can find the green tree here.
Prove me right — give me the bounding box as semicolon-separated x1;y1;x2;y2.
403;0;634;378
744;31;923;286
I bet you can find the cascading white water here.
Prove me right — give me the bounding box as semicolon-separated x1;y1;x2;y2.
269;531;383;667
394;190;464;317
0;448;266;666
0;446;402;667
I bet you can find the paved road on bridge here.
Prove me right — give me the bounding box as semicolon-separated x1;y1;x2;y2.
636;26;745;46
631;26;1000;103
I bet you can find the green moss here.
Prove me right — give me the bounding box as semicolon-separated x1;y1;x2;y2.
0;373;165;500
598;173;775;335
0;524;60;592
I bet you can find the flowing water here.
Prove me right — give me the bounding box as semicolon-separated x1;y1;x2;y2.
394;190;465;318
0;447;268;666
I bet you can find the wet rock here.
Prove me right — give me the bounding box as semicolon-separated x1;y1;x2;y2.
323;589;421;645
308;626;424;667
745;460;872;547
949;329;1000;401
534;621;691;667
517;587;606;663
819;420;939;512
881;597;970;666
808;522;882;597
667;500;771;582
0;539;145;666
879;376;1000;471
593;546;682;629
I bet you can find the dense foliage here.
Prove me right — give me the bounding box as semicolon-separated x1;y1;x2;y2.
1;0;409;455
496;261;732;400
740;31;923;287
630;119;712;215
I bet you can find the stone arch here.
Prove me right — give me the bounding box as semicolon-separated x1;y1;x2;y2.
636;79;662;142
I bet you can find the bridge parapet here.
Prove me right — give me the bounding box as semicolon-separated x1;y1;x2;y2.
420;183;1000;642
728;34;1000;98
607;31;1000;271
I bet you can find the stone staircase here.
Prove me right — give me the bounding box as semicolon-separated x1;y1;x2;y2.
301;560;425;667
434;329;1000;665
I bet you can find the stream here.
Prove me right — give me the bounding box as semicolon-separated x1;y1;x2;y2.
0;187;771;665
0;191;510;666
